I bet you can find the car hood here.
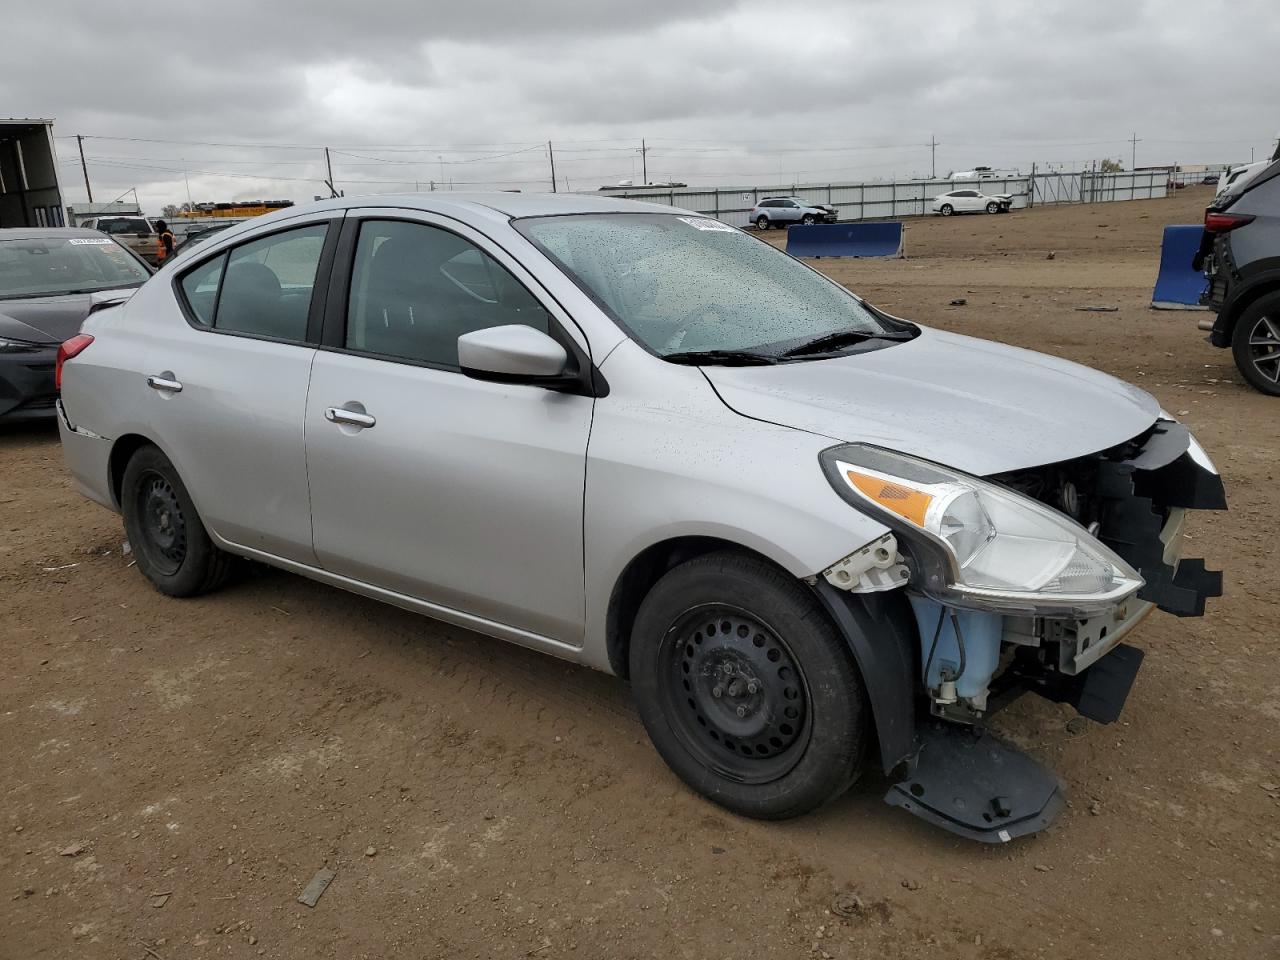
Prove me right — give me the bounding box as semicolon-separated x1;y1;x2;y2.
703;326;1160;475
0;294;98;344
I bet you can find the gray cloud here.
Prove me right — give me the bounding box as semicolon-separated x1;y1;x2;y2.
3;0;1274;210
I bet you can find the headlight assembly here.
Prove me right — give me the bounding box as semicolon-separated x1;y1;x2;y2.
0;337;43;353
820;444;1143;616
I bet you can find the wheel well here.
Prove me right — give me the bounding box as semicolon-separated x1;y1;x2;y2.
1220;280;1280;339
108;434;156;507
605;536;789;679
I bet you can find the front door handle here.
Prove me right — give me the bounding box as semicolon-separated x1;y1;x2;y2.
325;406;376;429
147;374;183;393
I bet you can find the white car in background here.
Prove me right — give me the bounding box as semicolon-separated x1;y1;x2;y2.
932;189;1012;216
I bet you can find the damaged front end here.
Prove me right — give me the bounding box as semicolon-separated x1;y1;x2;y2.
816;419;1225;842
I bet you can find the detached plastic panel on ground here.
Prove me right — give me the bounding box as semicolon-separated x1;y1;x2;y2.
786;221;904;259
1151;224;1209;310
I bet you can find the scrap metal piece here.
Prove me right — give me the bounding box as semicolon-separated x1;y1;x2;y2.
297;868;336;908
885;724;1066;843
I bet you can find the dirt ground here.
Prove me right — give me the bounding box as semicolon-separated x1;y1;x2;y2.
2;186;1277;960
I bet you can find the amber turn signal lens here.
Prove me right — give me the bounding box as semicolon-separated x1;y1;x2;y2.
845;470;933;526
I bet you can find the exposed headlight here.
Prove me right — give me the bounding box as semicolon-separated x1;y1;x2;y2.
820;444;1143;616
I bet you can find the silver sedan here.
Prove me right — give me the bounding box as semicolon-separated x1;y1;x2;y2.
56;193;1224;840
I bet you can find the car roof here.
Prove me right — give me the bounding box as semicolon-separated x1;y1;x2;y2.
298;191;689;221
0;226;119;240
171;192;706;259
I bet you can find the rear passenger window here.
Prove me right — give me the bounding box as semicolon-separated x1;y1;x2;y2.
177;224;328;341
345;220;550;368
179;255;224;326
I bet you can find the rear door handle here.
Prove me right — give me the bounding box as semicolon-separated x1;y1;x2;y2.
325;407;376;429
147;374;183;393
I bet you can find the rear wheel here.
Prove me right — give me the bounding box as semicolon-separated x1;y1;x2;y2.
986;201;999;214
1231;291;1280;396
755;215;770;230
629;551;869;819
939;203;954;216
121;445;237;596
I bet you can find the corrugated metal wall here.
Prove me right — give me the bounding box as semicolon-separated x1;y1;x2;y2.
590;170;1168;226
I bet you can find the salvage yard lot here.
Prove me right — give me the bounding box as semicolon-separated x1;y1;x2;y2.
2;187;1277;959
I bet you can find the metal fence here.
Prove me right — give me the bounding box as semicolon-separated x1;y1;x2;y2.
589;169;1169;226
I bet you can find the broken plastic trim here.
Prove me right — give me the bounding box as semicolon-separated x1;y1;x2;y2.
885;724;1066;843
821;533;909;593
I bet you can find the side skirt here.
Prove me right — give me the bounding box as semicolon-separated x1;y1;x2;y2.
213;537;586;664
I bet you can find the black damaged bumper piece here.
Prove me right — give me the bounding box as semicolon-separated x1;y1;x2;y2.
885;724;1066;843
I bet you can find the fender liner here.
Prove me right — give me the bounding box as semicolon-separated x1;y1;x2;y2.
812;581;917;774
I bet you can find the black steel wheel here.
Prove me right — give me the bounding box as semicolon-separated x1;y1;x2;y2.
630;550;869;819
133;471;188;577
1232;292;1280;396
660;605;811;784
121;445;237;597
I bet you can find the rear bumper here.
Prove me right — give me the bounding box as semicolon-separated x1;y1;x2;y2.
56;400;116;510
0;345;58;420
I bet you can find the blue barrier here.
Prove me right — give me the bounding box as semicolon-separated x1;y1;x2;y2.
786;221;904;259
1151;224;1209;310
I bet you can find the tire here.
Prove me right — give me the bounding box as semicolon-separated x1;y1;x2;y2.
121;445;237;597
755;215;770;230
801;213;817;225
939;204;953;217
629;550;869;819
1231;291;1280;396
986;201;999;214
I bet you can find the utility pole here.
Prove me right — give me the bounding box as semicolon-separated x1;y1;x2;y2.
548;141;557;193
76;134;93;204
929;134;938;179
641;139;648;185
1130;132;1141;171
323;147;338;198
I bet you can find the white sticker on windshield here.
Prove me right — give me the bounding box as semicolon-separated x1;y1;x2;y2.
68;237;114;245
677;216;736;233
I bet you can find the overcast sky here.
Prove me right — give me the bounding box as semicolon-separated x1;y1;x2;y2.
4;0;1275;213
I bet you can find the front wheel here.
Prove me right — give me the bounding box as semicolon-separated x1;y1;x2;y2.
755;215;770;230
801;213;817;225
629;551;869;819
939;203;954;216
1231;291;1280;395
121;445;237;597
986;201;999;214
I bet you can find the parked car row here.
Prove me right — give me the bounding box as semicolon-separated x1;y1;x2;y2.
49;192;1225;842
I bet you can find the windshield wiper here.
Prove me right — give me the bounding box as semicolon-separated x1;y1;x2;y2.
662;349;779;366
779;328;912;358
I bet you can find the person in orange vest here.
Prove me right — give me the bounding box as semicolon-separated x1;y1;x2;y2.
154;219;176;265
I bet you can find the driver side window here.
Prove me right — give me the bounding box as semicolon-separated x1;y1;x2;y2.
345;220;551;368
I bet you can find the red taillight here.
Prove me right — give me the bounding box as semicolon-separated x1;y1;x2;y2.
1204;211;1255;233
55;334;94;390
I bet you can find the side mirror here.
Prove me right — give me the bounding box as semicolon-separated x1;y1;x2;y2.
458;325;569;384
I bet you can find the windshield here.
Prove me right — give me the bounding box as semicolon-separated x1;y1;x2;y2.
516;213;895;356
0;238;151;299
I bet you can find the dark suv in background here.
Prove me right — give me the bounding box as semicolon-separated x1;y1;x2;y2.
1198;156;1280;395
